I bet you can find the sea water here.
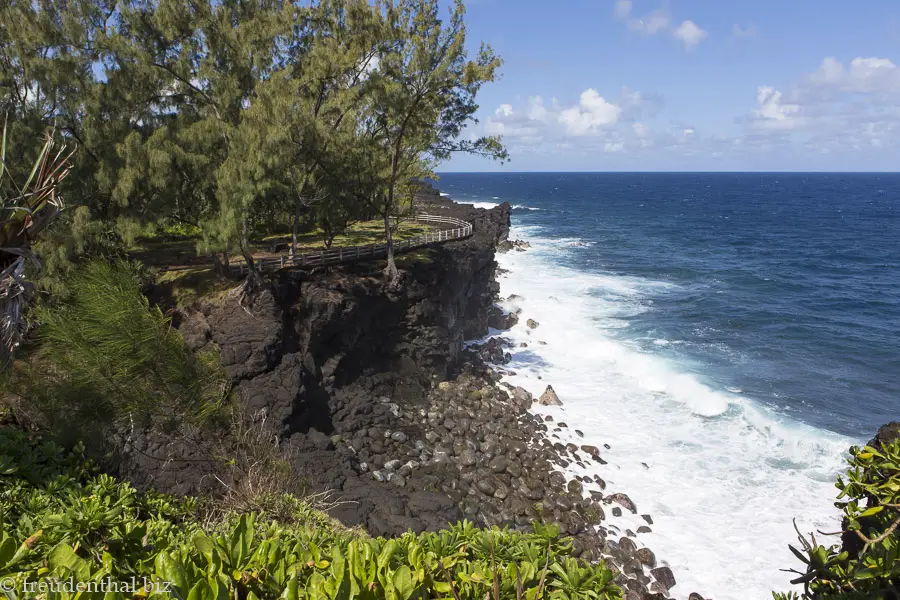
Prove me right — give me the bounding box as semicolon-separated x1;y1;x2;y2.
434;172;900;600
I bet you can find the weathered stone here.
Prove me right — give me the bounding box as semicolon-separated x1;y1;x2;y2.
537;385;563;406
488;456;508;474
606;492;637;514
635;548;657;569
390;431;408;443
476;479;496;496
650;567;676;591
527;319;540;329
383;459;401;472
580;444;600;457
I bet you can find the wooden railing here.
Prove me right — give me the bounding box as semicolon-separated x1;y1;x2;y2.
229;214;472;275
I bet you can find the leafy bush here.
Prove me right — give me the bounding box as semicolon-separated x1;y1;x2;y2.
0;121;73;366
4;260;229;433
0;427;623;599
773;435;900;600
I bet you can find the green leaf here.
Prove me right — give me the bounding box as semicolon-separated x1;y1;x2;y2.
392;565;415;600
860;505;885;518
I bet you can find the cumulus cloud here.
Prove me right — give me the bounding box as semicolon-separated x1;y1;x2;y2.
743;55;900;159
807;57;900;94
673;20;707;49
479;86;666;157
559;89;622;135
752;86;802;130
615;2;706;49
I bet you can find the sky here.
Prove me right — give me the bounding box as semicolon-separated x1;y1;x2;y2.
442;0;900;172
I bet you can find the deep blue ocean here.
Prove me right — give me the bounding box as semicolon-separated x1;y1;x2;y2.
433;172;899;598
437;172;899;438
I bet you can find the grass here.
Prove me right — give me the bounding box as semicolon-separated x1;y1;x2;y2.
154;266;236;307
254;219;434;255
129;219;439;302
131;219;435;263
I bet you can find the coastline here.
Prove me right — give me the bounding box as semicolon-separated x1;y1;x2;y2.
113;189;692;599
459;194;854;600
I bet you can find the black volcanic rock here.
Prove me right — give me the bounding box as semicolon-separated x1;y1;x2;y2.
113;201;511;536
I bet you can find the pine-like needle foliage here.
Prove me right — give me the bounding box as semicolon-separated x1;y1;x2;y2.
7;260;229;431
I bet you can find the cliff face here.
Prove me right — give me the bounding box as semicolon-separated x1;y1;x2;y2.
118;201;511;534
183;201;509;435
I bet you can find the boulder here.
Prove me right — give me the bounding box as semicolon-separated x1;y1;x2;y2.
635;548;656;569
537;385;563;406
868;421;900;451
527;318;540;329
511;386;533;408
606;492;637;514
650;567;676;591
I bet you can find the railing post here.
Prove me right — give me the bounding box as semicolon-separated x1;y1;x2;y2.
340;248;343;262
321;249;325;265
281;255;285;268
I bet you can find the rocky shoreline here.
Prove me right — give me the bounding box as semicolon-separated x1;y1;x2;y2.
115;189;703;600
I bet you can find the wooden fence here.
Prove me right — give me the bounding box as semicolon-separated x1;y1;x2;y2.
229;214;473;275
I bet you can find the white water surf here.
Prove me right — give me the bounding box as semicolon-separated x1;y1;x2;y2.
490;223;854;600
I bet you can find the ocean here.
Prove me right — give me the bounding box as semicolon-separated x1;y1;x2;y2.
434;172;900;600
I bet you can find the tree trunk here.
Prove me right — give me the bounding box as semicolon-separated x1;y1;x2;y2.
383;209;399;285
291;205;299;258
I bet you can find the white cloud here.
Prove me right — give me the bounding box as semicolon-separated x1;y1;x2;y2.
673;20;707;48
616;3;706;49
808;56;900;93
753;86;801;130
481;87;657;155
558;89;622;135
528;96;548;121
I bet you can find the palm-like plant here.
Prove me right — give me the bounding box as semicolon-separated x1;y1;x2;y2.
0;118;74;366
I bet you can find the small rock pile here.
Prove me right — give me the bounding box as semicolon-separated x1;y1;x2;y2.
498;239;531;253
327;351;693;599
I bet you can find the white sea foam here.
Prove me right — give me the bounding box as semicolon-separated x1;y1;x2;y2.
511;204;541;211
439;192;450;197
494;225;854;600
470;201;501;209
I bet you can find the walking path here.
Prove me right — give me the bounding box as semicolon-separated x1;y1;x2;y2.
229;214;473;275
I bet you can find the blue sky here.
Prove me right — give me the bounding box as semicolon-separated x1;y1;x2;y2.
443;0;900;172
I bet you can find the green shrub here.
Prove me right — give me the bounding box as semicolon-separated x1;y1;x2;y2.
0;427;623;599
773;437;900;600
4;260;229;433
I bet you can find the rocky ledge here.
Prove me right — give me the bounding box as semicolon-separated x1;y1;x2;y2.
114;193;700;600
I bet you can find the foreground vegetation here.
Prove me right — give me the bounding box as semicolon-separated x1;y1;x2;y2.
0;426;623;599
773;434;900;600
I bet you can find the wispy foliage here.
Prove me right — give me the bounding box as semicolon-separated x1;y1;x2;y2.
5;260;229;431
